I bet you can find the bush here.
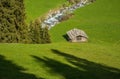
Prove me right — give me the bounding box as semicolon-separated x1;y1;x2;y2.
60;13;74;22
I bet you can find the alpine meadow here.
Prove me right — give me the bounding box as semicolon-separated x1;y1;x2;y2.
0;0;120;79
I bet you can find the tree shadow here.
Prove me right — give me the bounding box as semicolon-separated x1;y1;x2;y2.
0;55;44;79
31;49;120;79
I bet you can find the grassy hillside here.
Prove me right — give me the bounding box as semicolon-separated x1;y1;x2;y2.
50;0;120;44
25;0;65;23
0;0;120;79
0;43;120;79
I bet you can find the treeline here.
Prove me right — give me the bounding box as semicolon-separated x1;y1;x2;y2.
0;0;51;44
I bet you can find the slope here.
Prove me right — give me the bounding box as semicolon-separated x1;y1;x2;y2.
25;0;66;23
0;0;120;79
50;0;120;44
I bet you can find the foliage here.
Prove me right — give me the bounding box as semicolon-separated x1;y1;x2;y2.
0;0;29;43
60;13;74;22
43;27;51;43
29;19;51;44
0;0;51;44
0;0;120;79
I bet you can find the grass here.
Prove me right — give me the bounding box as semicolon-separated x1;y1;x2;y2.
0;0;120;79
0;43;120;79
25;0;65;23
50;0;120;43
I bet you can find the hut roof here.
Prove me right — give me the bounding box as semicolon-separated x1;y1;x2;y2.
67;28;88;39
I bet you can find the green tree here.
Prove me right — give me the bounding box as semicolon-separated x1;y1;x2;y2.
29;19;42;44
0;0;29;43
29;19;51;44
41;27;51;43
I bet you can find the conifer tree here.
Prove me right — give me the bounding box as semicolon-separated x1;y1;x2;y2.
29;19;42;44
0;0;29;43
29;19;51;44
42;27;51;43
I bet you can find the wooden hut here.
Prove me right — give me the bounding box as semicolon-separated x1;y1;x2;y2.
67;28;88;42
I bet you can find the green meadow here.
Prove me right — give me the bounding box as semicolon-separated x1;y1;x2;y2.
0;0;120;79
25;0;65;23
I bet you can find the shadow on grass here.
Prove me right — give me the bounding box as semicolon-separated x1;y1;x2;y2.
63;34;70;41
31;49;120;79
0;55;44;79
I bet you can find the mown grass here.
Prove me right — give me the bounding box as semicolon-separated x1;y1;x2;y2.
0;0;120;79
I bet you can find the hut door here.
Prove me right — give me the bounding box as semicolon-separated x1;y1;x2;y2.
76;36;82;40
